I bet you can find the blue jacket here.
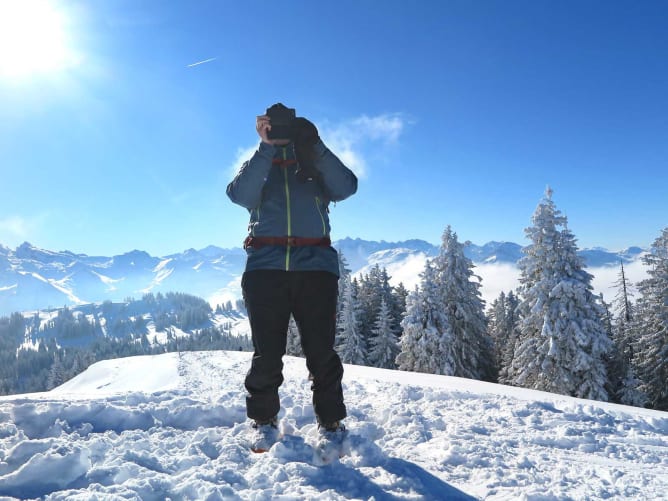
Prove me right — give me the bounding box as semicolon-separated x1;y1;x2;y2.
227;140;357;276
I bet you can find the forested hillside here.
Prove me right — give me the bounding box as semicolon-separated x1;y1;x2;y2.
0;292;250;395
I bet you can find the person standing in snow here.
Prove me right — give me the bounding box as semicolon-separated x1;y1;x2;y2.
227;103;357;451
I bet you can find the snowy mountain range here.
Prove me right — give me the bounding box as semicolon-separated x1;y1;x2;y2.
0;350;666;499
0;239;646;316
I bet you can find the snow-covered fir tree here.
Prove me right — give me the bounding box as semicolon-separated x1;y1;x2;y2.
286;315;303;357
433;226;493;380
47;353;66;390
600;293;614;341
608;262;646;406
487;291;507;376
396;261;448;374
631;227;668;410
337;249;352;318
357;265;398;350
617;365;647;408
509;188;611;401
391;282;409;331
336;276;366;365
614;262;635;327
397;227;492;379
489;290;520;383
368;298;399;369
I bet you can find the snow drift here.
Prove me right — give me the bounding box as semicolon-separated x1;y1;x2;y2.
0;351;666;500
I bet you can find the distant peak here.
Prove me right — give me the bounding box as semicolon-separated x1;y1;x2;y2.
121;249;151;257
15;242;39;258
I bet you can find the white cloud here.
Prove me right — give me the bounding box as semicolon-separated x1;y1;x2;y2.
0;213;52;247
475;261;649;307
475;263;522;306
356;252;428;291
327;139;368;179
590;260;648;303
0;215;42;244
350;114;405;143
376;257;521;307
321;113;408;179
227;144;259;178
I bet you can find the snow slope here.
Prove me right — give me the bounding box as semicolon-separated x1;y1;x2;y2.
0;351;666;500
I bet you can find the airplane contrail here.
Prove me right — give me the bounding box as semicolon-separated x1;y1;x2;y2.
187;57;217;68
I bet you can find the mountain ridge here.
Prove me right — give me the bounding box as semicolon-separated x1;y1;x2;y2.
0;239;646;315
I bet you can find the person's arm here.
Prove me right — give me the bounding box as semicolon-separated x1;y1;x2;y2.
313;140;358;202
227;115;286;209
292;117;358;202
226;142;275;209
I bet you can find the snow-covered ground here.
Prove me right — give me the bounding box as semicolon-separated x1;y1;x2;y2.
0;351;666;500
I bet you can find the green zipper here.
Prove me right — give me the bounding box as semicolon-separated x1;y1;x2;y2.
315;196;326;235
283;147;291;270
252;206;260;236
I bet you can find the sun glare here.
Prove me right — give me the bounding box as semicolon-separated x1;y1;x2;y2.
0;0;77;79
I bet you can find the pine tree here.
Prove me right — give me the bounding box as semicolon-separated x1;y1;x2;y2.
614;262;634;326
68;355;81;380
632;227;668;410
396;261;448;373
608;262;646;406
397;227;493;379
496;291;520;384
369;299;399;369
600;294;614;341
337;249;352;318
391;282;409;337
336;275;366;365
286;315;303;357
47;353;66;390
509;188;611;401
598;293;617;400
489;291;521;381
357;265;396;351
487;292;507;374
617;365;647;408
433;226;493;380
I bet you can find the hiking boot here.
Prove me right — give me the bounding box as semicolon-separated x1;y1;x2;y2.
318;420;346;434
315;420;348;463
249;416;280;453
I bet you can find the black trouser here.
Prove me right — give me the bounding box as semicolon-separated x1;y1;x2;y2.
242;270;347;424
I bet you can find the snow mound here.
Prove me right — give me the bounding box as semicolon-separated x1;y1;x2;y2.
0;351;666;500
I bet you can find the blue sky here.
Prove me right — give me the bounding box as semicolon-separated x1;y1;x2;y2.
1;0;667;257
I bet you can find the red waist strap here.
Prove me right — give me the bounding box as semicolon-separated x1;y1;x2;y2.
272;158;297;167
244;236;331;249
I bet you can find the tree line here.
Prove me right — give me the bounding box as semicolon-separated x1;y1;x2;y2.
2;189;665;411
332;188;667;411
